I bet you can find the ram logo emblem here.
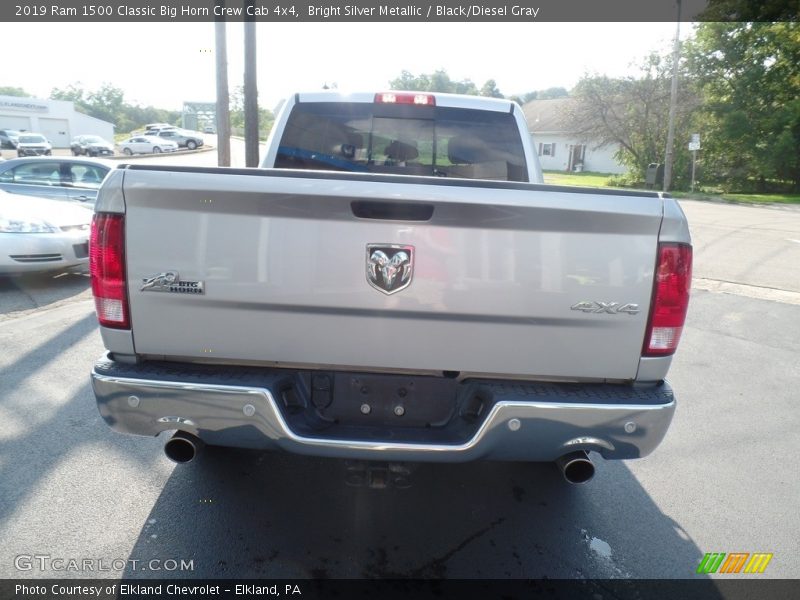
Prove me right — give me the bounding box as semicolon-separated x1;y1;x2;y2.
366;244;414;295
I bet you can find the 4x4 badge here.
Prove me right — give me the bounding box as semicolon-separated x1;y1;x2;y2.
571;301;639;315
366;244;414;295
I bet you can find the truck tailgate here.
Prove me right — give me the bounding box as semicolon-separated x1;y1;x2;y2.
120;167;663;381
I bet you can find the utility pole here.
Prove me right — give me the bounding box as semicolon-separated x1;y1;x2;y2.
244;0;259;167
214;2;231;167
663;0;682;192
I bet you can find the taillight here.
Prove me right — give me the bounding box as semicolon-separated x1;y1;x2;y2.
90;213;130;329
643;243;692;356
374;92;436;106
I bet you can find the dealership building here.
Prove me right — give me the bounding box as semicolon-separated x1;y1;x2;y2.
0;95;114;148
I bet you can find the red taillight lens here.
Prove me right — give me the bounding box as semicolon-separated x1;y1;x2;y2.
643;243;692;356
90;213;129;329
374;92;436;106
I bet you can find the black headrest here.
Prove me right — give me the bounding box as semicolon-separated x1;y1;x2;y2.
447;135;490;164
384;140;419;161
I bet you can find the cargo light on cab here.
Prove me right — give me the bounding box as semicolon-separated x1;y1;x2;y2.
374;92;436;106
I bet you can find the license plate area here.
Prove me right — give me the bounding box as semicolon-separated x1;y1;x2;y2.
306;372;460;429
73;242;89;259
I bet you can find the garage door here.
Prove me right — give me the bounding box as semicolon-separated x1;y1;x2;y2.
40;118;70;148
0;115;32;131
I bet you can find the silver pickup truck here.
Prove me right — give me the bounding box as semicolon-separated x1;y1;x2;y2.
90;91;692;484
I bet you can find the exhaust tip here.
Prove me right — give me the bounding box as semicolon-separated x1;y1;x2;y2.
556;451;595;484
164;431;203;464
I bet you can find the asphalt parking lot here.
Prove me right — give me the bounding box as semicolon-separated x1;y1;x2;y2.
0;151;798;584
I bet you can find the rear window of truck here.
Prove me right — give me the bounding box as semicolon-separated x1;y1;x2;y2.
275;102;528;182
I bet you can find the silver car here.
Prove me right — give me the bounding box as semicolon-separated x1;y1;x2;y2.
0;129;20;149
71;135;115;157
118;136;179;155
16;133;52;157
0;189;92;275
144;128;204;150
0;157;111;203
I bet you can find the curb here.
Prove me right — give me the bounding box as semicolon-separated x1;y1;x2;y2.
675;195;800;211
107;146;216;161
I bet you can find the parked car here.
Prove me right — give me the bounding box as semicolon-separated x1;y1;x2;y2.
203;126;215;134
0;129;21;149
16;134;52;157
118;136;179;155
0;188;92;275
71;135;115;157
0;157;111;203
143;126;177;137
145;129;204;150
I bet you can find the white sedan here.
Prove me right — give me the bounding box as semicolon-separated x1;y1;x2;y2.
118;136;179;155
0;189;93;275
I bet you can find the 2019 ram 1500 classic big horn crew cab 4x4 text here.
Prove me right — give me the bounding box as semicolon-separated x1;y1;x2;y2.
90;91;692;484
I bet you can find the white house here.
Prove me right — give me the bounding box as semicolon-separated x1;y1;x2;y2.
0;95;114;148
522;97;625;175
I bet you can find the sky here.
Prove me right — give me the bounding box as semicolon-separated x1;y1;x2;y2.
2;22;692;112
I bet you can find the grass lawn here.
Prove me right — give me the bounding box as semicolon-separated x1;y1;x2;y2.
671;191;800;205
543;170;800;205
542;170;619;188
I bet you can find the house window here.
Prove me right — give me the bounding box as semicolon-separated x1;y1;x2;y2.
538;142;556;157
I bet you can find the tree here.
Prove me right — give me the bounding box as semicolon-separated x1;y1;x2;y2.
509;88;568;105
389;69;478;95
696;0;800;22
87;84;127;128
508;91;539;104
569;53;699;186
0;86;31;97
685;22;800;191
229;85;274;139
479;79;504;98
50;82;181;133
537;87;569;100
390;70;430;91
50;83;90;113
389;72;568;107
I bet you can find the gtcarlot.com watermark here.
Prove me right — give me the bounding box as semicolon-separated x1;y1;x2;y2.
15;554;194;573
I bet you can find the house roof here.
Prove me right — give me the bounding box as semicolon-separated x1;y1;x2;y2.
521;97;577;134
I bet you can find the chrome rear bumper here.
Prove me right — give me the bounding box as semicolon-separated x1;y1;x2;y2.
92;354;676;462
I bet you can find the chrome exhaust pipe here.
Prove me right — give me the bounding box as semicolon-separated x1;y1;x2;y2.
164;431;204;464
556;451;595;484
